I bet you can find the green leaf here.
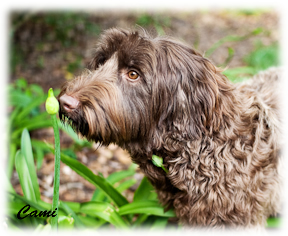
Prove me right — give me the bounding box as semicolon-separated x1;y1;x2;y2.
35;146;45;170
15;78;28;89
8;193;51;227
8;106;21;127
266;217;282;228
77;215;105;228
7;143;17;179
92;167;136;202
59;152;129;207
9;92;31;107
9;192;48;211
150;217;169;229
131;214;149;228
29;84;44;96
4;175;16;195
20;128;41;201
58;216;74;229
134;177;158;202
116;179;137;193
244;42;279;70
60;201;80;213
31;139;52;150
221;47;235;67
59;201;85;228
9;202;40;216
152;155;163;167
14;94;46;122
118;200;176;217
11;120;52;139
34;223;51;233
223;66;256;83
61;148;78;159
14;150;37;202
152;155;168;173
80;202;129;229
16;112;50;128
9;192;56;227
107;165;136;184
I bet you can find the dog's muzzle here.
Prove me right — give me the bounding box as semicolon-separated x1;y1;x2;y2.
59;94;79;113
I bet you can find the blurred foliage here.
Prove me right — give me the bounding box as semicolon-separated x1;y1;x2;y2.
7;78;90;177
223;40;279;83
66;56;83;74
136;13;171;35
11;12;100;47
10;12;100;73
8;78;52;177
205;28;263;58
223;8;272;16
244;41;279;70
41;12;100;47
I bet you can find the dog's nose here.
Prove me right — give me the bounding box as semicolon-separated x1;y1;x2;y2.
59;94;79;112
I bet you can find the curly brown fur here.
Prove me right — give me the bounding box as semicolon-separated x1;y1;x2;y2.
58;28;281;228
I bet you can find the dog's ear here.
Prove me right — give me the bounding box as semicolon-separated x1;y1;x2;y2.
89;28;131;70
153;38;234;138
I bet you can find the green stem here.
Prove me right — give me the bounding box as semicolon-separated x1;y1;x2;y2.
50;114;61;229
161;166;169;174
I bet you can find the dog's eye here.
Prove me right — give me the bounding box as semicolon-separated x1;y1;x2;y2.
128;70;139;80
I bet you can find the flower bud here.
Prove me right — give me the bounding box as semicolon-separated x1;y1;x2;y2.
45;88;59;115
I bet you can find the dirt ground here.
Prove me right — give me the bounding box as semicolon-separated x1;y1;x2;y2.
10;10;279;203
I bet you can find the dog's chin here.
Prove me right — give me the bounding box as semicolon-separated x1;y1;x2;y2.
59;107;90;139
59;108;116;146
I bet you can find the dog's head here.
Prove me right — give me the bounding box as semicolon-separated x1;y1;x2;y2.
58;28;233;147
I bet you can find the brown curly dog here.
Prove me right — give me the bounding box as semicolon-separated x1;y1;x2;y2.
58;28;281;228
